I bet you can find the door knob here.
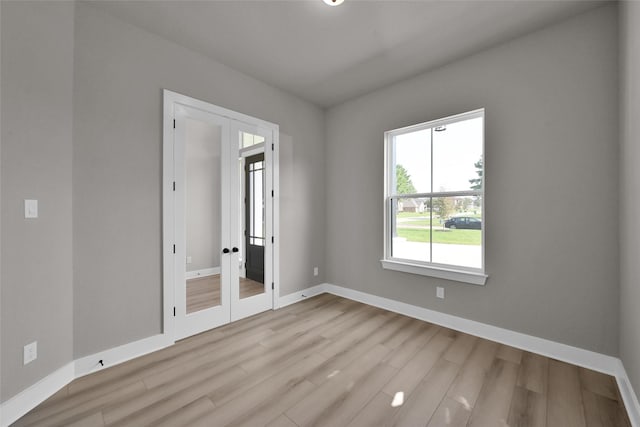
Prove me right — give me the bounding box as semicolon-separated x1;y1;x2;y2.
222;248;230;254
232;247;239;253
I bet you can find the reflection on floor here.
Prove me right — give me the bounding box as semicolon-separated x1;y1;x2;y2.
186;275;264;314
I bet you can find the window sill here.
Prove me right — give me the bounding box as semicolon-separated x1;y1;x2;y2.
380;259;488;285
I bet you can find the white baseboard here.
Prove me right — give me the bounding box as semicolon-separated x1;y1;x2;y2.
0;362;74;427
0;334;172;427
278;284;326;308
185;267;220;280
74;333;173;379
616;360;640;427
4;283;639;427
324;284;619;376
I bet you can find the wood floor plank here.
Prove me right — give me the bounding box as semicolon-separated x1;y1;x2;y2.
383;322;440;369
153;397;216;427
266;415;299;427
390;358;461;427
307;363;398;427
547;359;586;427
103;366;246;425
443;332;478;365
305;312;407;386
582;389;632;427
318;311;395;359
517;352;549;395
447;339;499;410
259;308;345;348
496;344;524;364
227;380;316;427
382;329;455;398
141;328;274;389
579;367;620;401
467;358;520;427
192;354;328;427
507;386;547;427
16;381;147;427
65;411;105;427
317;304;379;340
207;340;329;408
347;391;399;427
286;345;391;427
15;295;632;427
427;396;472;427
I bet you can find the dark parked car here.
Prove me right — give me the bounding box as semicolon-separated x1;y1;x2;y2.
444;216;482;230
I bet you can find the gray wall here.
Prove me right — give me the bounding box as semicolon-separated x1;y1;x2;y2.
1;1;75;400
620;0;640;398
185;118;222;273
73;3;326;358
325;5;619;355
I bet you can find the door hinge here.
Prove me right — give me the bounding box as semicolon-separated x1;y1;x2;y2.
173;119;176;129
173;181;176;191
272;282;274;290
271;190;274;197
173;307;176;317
271;143;274;151
271;236;274;244
173;244;176;254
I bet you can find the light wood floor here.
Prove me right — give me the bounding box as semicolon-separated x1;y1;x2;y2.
15;294;631;427
187;275;264;314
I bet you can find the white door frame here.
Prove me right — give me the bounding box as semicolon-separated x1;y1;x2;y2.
162;89;280;341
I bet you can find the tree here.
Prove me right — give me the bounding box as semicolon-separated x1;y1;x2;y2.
432;195;454;226
469;156;483;190
396;164;416;194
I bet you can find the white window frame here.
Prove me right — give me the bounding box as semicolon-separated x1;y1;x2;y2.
381;109;488;285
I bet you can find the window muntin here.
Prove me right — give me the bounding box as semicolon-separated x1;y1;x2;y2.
385;109;485;276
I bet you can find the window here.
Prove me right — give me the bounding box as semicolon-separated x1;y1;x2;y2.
381;109;487;285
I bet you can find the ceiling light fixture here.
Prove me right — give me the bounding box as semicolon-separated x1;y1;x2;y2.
323;0;344;6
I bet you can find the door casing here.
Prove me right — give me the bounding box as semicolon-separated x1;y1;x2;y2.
162;89;280;341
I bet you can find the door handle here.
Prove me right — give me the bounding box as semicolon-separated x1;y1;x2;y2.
222;248;230;254
232;247;239;253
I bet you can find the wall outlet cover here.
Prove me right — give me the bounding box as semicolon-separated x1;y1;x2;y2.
436;287;445;299
24;341;37;365
24;199;38;219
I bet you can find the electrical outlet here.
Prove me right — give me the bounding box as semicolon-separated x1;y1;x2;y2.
313;267;319;276
436;287;445;299
24;341;37;365
186;256;192;264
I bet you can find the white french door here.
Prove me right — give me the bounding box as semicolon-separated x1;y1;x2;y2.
164;91;277;341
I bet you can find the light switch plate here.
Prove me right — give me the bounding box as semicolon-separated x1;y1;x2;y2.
24;199;38;218
436;287;445;299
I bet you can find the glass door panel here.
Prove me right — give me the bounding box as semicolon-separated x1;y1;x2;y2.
231;124;273;321
243;153;265;299
175;105;231;340
185;117;223;313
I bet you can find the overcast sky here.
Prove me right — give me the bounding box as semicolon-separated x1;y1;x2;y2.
394;116;483;194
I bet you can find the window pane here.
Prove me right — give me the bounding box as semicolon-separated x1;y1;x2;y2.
241;132;266;149
393;129;431;195
432;116;483;192
431;196;482;268
391;198;431;262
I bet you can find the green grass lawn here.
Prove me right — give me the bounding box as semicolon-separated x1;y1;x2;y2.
397;227;481;245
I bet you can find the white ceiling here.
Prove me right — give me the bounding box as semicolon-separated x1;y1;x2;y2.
90;0;607;108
